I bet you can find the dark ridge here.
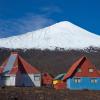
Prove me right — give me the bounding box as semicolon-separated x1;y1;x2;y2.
0;47;100;76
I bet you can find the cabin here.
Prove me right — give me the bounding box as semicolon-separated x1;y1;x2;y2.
0;52;41;87
42;72;53;87
53;73;66;90
63;56;100;90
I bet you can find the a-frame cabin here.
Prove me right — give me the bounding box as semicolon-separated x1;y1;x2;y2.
63;56;100;90
0;52;41;87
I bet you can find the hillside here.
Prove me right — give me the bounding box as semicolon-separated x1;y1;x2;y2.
0;48;100;76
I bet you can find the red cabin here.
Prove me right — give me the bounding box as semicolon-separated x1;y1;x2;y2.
42;72;53;87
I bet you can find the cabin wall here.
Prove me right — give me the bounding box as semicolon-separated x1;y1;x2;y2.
15;72;22;86
29;74;41;87
67;77;100;90
0;73;41;87
0;75;15;86
15;73;41;87
16;74;34;86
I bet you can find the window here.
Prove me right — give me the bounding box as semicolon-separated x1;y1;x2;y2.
89;68;94;72
1;76;10;80
77;68;82;72
91;78;97;83
74;78;81;83
34;74;40;81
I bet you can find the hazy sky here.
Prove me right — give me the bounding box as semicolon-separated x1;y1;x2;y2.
0;0;100;38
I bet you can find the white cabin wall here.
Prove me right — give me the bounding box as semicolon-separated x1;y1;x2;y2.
6;76;15;86
29;73;41;87
0;75;15;86
0;73;41;87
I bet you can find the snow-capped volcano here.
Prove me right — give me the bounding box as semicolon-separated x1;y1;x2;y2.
0;21;100;50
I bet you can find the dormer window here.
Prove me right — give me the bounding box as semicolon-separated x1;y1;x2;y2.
89;68;94;72
77;68;82;72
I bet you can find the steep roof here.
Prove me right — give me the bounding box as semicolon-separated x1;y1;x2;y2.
0;52;40;75
98;70;100;74
63;56;100;80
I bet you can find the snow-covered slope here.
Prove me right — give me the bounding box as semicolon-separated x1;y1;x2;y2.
0;21;100;50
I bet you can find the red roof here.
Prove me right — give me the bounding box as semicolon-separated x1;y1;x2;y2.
63;56;100;80
17;56;39;74
0;52;40;75
98;70;100;74
0;58;9;73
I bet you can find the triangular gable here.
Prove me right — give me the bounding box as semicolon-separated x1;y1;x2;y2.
63;56;100;80
63;56;85;80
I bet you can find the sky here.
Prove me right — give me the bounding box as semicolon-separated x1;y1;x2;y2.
0;0;100;38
